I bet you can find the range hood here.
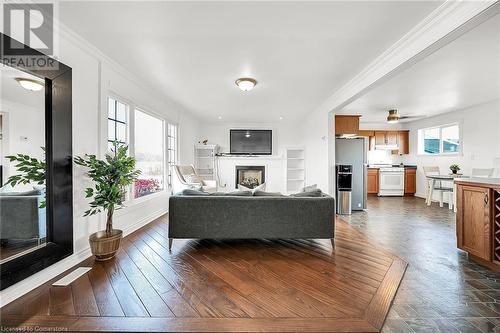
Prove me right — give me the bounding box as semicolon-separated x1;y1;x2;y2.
375;144;398;150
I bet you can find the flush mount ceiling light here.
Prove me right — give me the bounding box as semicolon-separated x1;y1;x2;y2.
235;77;257;91
386;109;400;124
15;77;44;91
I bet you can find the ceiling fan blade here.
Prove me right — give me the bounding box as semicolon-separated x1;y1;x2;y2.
400;115;425;119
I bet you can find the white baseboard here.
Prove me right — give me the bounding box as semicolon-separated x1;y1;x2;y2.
0;208;168;307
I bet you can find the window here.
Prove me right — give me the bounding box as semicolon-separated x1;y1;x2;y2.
167;123;178;188
418;124;460;155
107;98;128;150
133;110;165;198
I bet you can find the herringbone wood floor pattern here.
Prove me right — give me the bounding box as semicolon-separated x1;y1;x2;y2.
1;216;406;332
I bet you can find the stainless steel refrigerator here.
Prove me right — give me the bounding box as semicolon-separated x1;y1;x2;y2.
335;137;367;211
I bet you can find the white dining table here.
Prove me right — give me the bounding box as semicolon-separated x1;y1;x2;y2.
426;174;469;211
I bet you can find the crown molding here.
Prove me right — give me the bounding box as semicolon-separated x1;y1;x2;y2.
315;0;500;116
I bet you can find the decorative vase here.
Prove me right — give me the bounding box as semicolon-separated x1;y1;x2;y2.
89;229;123;261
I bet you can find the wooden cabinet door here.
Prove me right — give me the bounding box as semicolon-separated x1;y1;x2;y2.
374;132;386;145
335;116;359;135
367;169;379;194
386;131;398;146
404;169;416;194
457;185;491;261
398;131;410;154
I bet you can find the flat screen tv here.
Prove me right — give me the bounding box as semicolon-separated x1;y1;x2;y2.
230;129;272;155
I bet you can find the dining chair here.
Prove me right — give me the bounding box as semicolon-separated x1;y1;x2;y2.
471;168;494;178
423;166;453;208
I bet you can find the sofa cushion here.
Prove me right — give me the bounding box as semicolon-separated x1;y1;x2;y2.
176;189;209;196
290;189;323;197
253;190;285;197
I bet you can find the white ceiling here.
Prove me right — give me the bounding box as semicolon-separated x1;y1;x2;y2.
340;12;500;124
59;1;442;123
0;67;44;110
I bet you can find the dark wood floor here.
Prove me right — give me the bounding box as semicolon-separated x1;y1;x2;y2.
347;196;500;333
0;215;406;332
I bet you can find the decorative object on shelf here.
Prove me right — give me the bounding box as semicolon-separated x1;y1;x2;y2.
202;139;208;145
449;164;461;174
74;141;140;261
5;148;46;208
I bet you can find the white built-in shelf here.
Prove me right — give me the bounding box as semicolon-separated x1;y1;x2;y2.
194;145;218;182
285;147;305;192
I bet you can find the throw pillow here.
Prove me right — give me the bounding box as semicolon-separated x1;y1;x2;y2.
290;189;323;197
184;173;204;185
238;183;266;193
301;184;317;192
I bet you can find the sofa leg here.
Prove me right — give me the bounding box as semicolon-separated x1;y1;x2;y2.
169;238;173;251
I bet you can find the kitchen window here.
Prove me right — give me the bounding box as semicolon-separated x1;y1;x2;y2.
418;123;460;155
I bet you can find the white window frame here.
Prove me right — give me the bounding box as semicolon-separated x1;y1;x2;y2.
105;93;172;205
107;97;129;147
418;122;462;156
167;123;179;190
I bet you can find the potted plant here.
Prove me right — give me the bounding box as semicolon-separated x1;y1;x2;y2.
4;148;46;207
450;164;461;175
75;142;140;261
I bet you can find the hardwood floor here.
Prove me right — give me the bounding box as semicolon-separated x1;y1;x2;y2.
0;215;406;332
347;196;500;333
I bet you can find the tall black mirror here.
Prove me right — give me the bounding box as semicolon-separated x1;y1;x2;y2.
0;33;73;290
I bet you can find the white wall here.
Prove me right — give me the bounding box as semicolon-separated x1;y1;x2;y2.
302;108;332;195
196;121;303;193
401;99;500;199
0;28;200;306
0;100;45;183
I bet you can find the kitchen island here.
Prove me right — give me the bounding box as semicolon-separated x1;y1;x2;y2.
455;178;500;270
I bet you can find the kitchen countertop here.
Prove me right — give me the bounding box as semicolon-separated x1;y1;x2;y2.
368;165;417;169
454;177;500;187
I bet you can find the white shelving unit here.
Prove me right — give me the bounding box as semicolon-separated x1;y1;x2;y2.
285;148;305;193
194;144;218;181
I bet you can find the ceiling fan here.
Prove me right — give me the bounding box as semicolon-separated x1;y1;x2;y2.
386;109;424;124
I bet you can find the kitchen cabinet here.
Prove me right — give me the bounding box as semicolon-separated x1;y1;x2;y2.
335;115;360;135
374;131;386;145
404;168;416;195
367;168;379;194
397;131;410;155
374;131;398;145
456;184;492;261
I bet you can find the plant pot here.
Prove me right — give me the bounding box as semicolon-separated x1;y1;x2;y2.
451;170;458;174
89;229;123;261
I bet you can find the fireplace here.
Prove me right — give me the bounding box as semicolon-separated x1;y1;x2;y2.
235;166;265;189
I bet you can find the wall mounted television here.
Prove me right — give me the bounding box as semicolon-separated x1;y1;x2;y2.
230;129;272;155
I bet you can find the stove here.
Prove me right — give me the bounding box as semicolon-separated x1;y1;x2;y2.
378;166;405;196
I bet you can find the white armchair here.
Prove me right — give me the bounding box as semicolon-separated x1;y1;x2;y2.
171;164;217;194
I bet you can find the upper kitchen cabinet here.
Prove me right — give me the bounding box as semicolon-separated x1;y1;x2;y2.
335;115;360;135
374;131;398;146
397;131;410;155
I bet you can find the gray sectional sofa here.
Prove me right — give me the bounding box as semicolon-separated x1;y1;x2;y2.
168;191;335;250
